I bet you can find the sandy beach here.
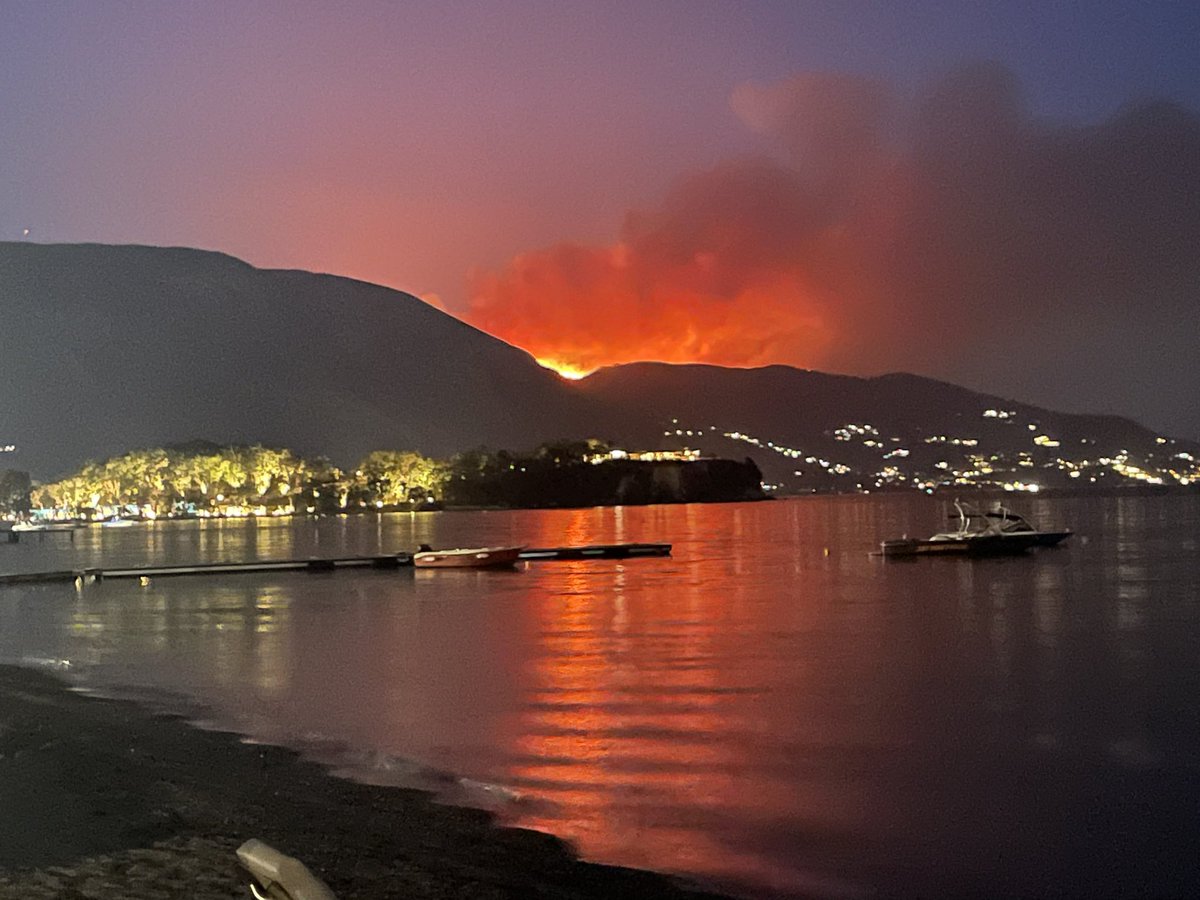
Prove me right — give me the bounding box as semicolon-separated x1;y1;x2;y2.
0;665;730;900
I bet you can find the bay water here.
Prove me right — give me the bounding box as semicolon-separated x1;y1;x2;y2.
1;494;1197;897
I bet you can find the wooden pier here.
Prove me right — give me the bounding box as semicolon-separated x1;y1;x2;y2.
0;543;671;586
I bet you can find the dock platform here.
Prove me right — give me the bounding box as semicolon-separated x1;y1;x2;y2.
0;542;671;586
0;554;414;585
518;542;671;560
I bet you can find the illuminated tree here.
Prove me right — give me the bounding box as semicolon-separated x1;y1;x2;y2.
244;446;305;497
355;450;447;505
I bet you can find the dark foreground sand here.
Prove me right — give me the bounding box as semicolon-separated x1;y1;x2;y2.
0;665;730;899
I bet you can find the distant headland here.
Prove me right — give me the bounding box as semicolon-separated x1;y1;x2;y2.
0;440;766;522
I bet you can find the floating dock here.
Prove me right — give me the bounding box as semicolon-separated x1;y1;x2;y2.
0;554;414;585
0;569;98;585
518;542;671;560
3;527;79;544
0;542;671;586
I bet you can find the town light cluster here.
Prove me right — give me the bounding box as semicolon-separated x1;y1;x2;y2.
661;409;1200;494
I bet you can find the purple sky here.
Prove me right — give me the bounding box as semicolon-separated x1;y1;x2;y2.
4;2;1199;436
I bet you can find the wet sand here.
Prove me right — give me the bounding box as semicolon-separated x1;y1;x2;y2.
0;665;730;899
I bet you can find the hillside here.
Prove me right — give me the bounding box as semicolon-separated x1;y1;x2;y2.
575;364;1200;493
0;242;621;478
2;242;1196;494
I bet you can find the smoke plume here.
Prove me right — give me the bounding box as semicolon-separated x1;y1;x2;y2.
466;64;1200;431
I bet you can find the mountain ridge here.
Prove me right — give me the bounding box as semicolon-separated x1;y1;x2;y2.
1;241;619;477
2;242;1194;492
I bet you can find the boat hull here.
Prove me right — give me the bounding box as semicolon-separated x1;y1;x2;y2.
413;546;523;569
881;502;1073;558
881;533;1040;558
99;517;137;528
1027;530;1072;547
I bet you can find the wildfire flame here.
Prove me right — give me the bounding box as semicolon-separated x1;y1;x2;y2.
536;358;593;380
467;161;838;376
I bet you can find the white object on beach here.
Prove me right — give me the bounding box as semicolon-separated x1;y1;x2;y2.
237;838;337;900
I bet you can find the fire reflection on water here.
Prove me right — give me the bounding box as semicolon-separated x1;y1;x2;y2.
2;494;1198;898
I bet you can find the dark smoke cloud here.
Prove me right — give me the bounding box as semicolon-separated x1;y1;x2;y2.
468;64;1200;435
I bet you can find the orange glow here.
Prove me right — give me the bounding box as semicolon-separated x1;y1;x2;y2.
465;161;842;375
492;503;829;894
467;243;836;375
471;261;835;374
536;358;594;380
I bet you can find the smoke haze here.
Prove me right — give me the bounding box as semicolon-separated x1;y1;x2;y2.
467;64;1200;436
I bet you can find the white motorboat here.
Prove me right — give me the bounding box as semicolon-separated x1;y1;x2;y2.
12;519;82;533
880;501;1070;558
979;504;1072;547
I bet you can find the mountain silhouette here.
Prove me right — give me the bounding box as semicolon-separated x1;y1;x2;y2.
1;242;618;477
2;243;1190;490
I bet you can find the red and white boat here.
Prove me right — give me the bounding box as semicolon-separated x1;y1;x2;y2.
413;546;524;569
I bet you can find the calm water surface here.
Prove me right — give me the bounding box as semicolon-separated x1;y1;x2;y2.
2;495;1198;897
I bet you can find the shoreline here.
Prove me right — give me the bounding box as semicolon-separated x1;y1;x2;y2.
0;664;731;900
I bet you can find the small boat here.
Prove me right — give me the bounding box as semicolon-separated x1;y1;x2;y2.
12;519;82;533
413;546;524;569
981;505;1072;547
99;516;136;528
879;501;1069;558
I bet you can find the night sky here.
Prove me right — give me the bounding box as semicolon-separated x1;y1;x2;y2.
4;2;1199;437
